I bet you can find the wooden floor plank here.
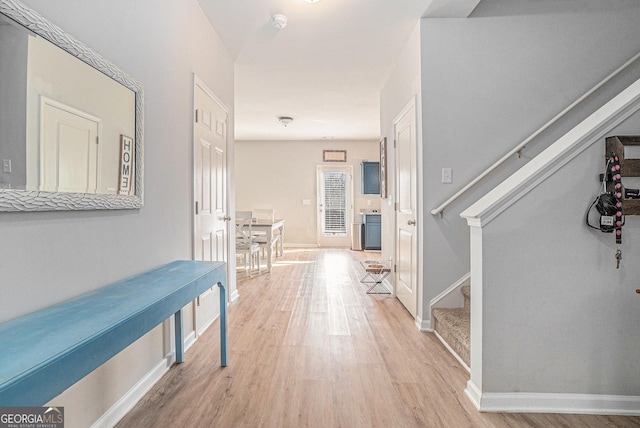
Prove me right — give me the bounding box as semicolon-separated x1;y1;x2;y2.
116;248;640;428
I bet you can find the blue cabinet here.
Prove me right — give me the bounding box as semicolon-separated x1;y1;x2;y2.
363;214;381;250
361;161;380;195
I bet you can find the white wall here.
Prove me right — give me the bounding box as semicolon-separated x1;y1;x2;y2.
2;0;234;426
235;140;381;246
420;0;640;320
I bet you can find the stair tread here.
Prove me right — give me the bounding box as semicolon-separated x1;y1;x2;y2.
432;307;469;324
432;307;470;351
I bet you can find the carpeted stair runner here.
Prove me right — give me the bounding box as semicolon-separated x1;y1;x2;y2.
432;284;470;367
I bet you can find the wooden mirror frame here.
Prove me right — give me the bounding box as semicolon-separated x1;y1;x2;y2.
0;0;144;211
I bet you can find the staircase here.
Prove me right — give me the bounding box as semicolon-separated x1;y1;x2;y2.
432;284;470;369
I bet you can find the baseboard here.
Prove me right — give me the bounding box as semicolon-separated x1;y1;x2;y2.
230;289;240;303
283;243;318;248
465;380;640;415
465;380;482;410
183;330;197;352
416;314;431;331
91;353;174;428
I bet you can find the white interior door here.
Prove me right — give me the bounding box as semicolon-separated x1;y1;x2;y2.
317;165;353;247
40;97;101;193
394;100;418;317
193;76;229;337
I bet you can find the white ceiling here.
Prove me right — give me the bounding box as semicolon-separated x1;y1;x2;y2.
197;0;481;141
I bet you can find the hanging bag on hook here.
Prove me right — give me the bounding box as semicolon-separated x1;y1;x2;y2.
586;155;625;233
586;192;618;232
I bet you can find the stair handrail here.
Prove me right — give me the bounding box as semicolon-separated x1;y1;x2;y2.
430;51;640;217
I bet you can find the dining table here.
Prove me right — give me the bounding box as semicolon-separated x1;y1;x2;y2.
239;218;284;271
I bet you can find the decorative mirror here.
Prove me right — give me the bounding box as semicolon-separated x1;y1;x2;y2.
0;0;143;211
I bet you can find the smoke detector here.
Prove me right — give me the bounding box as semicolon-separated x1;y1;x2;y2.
271;14;287;29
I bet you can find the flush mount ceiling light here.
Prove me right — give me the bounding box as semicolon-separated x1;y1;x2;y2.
271;14;287;29
305;0;322;3
278;116;293;127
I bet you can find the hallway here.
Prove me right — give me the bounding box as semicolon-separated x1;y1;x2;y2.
118;249;640;427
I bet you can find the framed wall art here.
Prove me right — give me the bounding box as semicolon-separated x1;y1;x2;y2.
379;137;388;198
323;150;347;162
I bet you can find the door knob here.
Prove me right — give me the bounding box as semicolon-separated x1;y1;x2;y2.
222;215;232;221
407;219;416;226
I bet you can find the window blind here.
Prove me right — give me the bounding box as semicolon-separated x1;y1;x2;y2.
323;171;347;235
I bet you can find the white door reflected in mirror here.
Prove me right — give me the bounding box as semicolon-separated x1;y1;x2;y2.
0;1;143;211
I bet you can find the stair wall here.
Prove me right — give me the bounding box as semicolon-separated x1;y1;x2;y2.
463;111;640;411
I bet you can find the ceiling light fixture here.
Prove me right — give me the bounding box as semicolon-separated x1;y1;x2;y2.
278;116;293;127
271;14;287;29
304;0;322;3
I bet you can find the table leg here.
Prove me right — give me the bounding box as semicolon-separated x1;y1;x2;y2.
217;282;228;367
279;225;284;256
174;309;184;363
267;229;273;271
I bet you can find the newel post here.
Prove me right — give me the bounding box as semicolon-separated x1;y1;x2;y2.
459;212;485;410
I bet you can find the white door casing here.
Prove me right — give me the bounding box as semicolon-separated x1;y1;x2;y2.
193;76;229;337
394;99;418;317
40;97;101;193
317;165;353;247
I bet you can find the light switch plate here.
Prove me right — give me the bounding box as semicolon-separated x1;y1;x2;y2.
442;168;452;184
2;159;11;173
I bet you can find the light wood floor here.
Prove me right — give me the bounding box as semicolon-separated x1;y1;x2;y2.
117;248;640;427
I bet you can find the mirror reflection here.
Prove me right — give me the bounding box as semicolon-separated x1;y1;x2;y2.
0;13;136;196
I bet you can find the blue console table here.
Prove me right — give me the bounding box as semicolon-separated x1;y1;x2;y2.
0;260;227;406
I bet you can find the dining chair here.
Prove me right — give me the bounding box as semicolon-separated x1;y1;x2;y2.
235;210;253;222
235;216;260;276
251;208;281;257
236;210;261;242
